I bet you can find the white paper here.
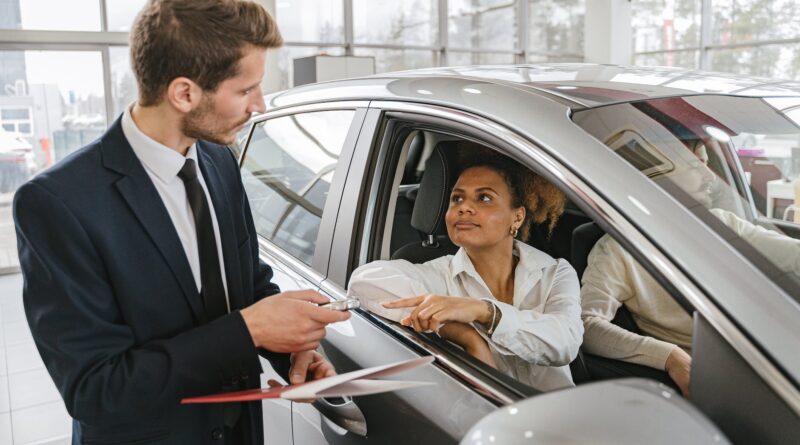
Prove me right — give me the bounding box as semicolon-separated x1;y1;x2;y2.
280;356;435;400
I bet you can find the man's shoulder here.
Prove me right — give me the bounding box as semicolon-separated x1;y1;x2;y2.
197;140;237;165
27;140;106;193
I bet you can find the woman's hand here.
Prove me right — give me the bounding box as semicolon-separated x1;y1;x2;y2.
439;323;496;368
383;295;491;333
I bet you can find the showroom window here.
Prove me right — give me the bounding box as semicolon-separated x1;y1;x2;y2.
240;110;355;265
632;0;800;80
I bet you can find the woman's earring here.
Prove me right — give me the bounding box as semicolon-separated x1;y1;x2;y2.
510;226;519;238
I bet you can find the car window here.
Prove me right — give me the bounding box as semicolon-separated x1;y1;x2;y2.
348;127;587;394
241;109;355;264
573;95;800;300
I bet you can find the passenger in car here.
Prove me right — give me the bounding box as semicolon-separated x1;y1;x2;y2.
581;145;800;397
348;147;584;391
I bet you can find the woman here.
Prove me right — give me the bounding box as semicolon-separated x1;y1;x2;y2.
348;144;583;391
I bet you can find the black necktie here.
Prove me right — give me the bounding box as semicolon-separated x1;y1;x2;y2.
178;158;228;321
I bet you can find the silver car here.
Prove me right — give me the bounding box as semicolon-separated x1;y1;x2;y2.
233;64;800;444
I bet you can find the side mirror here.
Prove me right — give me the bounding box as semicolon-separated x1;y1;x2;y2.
461;379;728;445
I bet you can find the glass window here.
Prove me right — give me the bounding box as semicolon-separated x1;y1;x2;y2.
0;107;33;136
274;46;346;92
573;95;800;299
632;0;701;53
353;0;438;46
110;46;138;119
0;49;106;269
0;0;101;31
633;51;699;70
709;44;800;81
241;110;355;264
276;0;344;43
528;0;584;57
105;0;147;32
712;0;800;46
353;48;435;74
448;51;515;66
448;0;517;50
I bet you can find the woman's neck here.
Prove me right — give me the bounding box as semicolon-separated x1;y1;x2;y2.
465;240;517;304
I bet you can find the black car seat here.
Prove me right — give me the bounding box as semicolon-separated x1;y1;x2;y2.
391;141;460;263
571;221;679;390
390;133;427;253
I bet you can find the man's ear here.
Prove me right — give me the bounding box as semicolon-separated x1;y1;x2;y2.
166;77;203;113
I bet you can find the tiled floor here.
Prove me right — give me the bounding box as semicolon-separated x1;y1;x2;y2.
0;273;72;445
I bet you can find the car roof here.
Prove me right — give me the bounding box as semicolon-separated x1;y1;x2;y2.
264;63;800;112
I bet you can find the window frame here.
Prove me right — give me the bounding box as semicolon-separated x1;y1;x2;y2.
237;101;369;279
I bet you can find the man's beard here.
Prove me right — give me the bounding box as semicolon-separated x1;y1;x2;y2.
181;96;242;146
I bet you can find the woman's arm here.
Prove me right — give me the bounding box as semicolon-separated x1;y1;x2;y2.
439;323;496;367
486;260;583;366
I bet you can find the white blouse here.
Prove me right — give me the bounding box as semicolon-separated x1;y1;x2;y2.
347;240;583;392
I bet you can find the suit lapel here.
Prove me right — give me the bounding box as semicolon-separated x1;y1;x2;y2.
101;119;207;324
197;144;245;311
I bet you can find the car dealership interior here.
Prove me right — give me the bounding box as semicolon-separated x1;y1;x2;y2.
0;1;799;444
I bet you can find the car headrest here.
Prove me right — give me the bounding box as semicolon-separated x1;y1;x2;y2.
570;221;606;279
402;133;425;184
410;142;460;236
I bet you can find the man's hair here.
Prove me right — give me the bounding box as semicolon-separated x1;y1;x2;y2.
130;0;283;106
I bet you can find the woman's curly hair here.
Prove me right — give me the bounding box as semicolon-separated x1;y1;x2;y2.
455;141;566;242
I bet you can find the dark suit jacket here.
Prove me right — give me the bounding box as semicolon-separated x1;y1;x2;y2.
13;117;289;444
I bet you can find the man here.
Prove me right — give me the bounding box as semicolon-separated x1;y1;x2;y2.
13;1;348;443
581;144;800;397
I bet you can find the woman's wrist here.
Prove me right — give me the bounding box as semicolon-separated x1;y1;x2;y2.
475;300;493;325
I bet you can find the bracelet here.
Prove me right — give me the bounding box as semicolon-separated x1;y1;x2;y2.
484;300;498;336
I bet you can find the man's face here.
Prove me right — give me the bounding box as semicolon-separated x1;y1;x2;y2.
665;146;717;208
182;45;267;145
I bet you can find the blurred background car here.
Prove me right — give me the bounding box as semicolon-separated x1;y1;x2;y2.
0;129;34;193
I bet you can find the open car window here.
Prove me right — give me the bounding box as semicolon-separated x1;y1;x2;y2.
573;95;800;301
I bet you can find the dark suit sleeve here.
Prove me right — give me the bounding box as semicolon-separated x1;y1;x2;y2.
15;181;260;421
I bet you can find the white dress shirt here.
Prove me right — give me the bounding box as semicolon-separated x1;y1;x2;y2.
121;106;229;310
347;240;583;391
581;208;800;370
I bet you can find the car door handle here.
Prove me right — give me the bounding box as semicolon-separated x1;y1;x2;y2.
313;396;368;436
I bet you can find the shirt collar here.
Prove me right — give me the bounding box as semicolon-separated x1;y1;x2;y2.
121;104;198;183
449;240;557;281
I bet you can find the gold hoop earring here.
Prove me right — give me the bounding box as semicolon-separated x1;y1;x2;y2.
510;226;519;238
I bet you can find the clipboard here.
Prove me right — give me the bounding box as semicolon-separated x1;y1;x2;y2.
182;356;435;403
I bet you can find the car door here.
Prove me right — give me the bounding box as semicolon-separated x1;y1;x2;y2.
238;102;368;444
289;108;525;445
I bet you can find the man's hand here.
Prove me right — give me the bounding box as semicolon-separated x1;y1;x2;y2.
665;346;692;397
289;350;336;385
240;290;350;353
266;351;336;404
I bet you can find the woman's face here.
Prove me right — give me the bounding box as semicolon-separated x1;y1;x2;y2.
445;166;525;251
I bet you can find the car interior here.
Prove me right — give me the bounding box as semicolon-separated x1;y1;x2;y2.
349;126;687;395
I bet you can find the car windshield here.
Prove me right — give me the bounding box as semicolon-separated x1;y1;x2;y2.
572;95;800;299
